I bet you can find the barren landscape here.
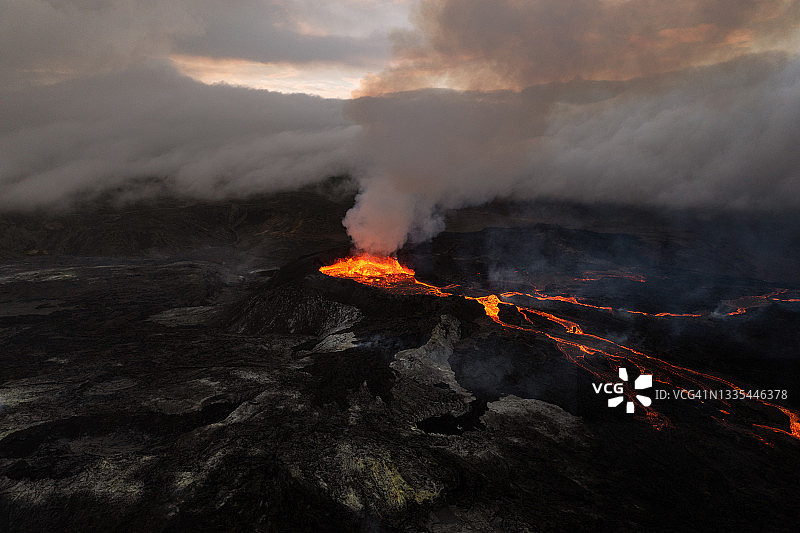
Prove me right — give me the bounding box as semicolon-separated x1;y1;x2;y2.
2;181;799;531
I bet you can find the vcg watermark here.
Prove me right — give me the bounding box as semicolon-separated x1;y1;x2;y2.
593;368;788;412
592;367;653;413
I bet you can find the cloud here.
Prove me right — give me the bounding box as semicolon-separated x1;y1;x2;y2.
3;0;799;256
338;0;800;253
0;1;403;212
343;53;800;253
0;1;402;90
172;2;391;67
0;65;358;210
0;0;200;88
523;54;800;209
358;0;800;94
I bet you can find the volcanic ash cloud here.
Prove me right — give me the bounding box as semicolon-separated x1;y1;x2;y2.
342;0;800;254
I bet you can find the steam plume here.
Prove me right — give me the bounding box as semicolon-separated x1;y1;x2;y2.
343;0;800;254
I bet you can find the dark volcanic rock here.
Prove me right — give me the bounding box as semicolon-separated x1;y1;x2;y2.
229;282;363;336
1;192;800;531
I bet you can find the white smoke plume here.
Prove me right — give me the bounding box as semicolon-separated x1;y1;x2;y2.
342;0;800;254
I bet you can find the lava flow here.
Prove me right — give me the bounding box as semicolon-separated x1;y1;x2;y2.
320;254;452;296
320;255;800;443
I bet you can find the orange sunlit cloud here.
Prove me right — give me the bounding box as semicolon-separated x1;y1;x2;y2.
170;54;371;99
356;0;800;96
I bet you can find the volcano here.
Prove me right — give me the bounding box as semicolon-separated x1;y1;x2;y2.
318;253;800;440
1;182;800;531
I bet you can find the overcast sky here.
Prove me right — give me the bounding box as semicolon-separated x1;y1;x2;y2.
1;0;412;97
2;1;799;253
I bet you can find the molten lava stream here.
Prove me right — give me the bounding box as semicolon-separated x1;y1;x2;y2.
319;255;800;442
502;285;800;318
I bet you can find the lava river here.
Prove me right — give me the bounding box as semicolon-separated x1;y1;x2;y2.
320;254;800;444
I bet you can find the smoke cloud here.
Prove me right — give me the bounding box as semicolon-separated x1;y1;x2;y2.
0;1;389;210
358;0;800;94
0;1;397;89
0;65;357;210
343;0;800;254
3;0;800;254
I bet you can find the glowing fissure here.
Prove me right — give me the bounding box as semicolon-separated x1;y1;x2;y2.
499;290;774;318
320;255;800;442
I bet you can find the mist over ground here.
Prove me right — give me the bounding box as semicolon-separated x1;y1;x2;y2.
2;0;799;253
0;65;357;210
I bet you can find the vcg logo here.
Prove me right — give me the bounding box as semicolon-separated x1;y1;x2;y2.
592;367;653;413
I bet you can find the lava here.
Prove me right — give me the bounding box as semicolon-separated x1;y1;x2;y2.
320;254;415;279
319;255;800;442
501;290;613;313
500;287;800;319
320;254;451;296
718;289;800;316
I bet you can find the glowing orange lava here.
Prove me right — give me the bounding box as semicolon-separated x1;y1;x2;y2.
319;255;800;442
470;294;501;322
319;254;451;296
320;254;415;278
